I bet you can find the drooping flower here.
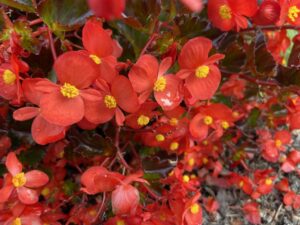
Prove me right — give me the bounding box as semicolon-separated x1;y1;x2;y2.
87;0;125;20
253;0;281;25
129;55;183;111
35;51;101;126
177;37;224;103
82;19;122;84
84;76;140;126
207;0;258;31
0;152;49;205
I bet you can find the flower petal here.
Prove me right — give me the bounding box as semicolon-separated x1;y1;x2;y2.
0;185;14;203
84;99;115;124
189;114;209;140
25;170;49;188
112;76;140;113
6;152;22;176
54;51;100;89
13;107;39;121
178;37;212;69
128;65;154;93
40;91;84;126
17;186;39;205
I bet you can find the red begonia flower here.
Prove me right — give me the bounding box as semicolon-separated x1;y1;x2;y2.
279;0;300;25
207;0;258;31
0;152;49;205
84;76;140;126
129;55;183;110
88;0;125;20
243;202;261;225
177;37;224;102
82;19;120;84
36;51;101;126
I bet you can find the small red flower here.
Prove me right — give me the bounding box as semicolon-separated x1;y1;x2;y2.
220;74;246;99
36;51;101;126
177;37;224;103
207;0;258;31
0;152;49;205
129;55;183;110
88;0;125;20
253;0;281;25
279;0;300;25
243;202;261;225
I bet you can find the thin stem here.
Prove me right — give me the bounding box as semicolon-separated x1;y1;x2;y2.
242;25;300;32
47;27;57;61
29;18;43;26
140;33;159;56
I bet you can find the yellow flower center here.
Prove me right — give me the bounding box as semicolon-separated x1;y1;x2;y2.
3;69;16;85
116;220;125;225
265;178;273;185
12;218;22;225
170;141;179;151
288;6;300;22
203;116;213;125
12;172;26;188
137;115;150;126
89;54;102;64
190;203;200;214
188;158;195;166
104;95;117;109
202;140;208;145
239;180;244;187
275;139;282;148
203;157;209;164
155;134;165;142
41;187;50;197
221;121;229;129
195;65;209;78
219;4;232;20
88;210;97;216
153;77;167;92
183;175;190;183
169;117;178;126
60;83;79;98
232;111;239;118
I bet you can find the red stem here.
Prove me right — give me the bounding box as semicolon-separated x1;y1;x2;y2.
140;33;159;56
29;18;43;26
47;27;57;61
242;25;300;32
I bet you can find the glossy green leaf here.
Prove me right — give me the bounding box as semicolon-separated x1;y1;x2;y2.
0;0;35;12
37;0;91;32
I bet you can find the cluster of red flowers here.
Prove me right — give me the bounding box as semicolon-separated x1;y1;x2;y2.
1;0;300;224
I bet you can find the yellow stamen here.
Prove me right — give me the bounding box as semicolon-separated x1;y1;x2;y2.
12;218;22;225
203;157;208;164
265;178;273;185
203;116;213;125
116;220;125;225
190;203;200;214
183;175;190;183
239;180;244;187
89;210;97;216
41;187;50;197
155;134;165;142
3;69;16;85
221;121;229;129
288;6;300;22
137;115;150;126
219;4;232;20
195;65;209;78
104;95;117;109
202;140;208;145
169;118;178;126
89;54;101;64
232;111;239;118
170;141;179;151
153;77;167;92
275;139;282;148
60;83;79;98
12;172;26;187
188;158;195;166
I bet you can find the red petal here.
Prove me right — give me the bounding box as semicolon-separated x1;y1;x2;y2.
25;170;49;188
112;184;139;215
22;78;44;105
13;107;39;121
87;0;125;20
99;56;117;84
185;65;221;100
6;152;22;176
84;99;115;124
115;107;125;126
0;185;13;203
154;75;183;111
80;88;102;101
82;19;114;57
243;202;261;225
189;114;208;140
180;0;203;12
54;51;100;89
35;79;60;94
176;69;193;79
178;37;212;69
112;76;140;113
158;57;172;76
129;66;154;93
134;55;159;83
40;91;84;126
32;115;66;145
17;187;39;205
228;0;258;17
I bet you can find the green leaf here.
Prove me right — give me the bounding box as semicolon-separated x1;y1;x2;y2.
0;0;35;12
37;0;91;32
246;108;261;128
19;146;45;167
63;179;78;196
